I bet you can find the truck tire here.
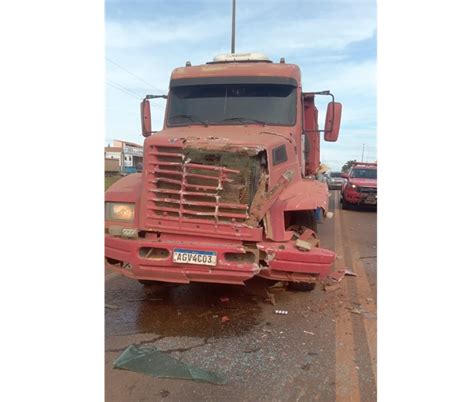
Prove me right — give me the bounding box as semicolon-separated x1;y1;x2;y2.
289;282;316;291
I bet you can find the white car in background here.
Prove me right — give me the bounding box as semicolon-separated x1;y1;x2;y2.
327;171;346;190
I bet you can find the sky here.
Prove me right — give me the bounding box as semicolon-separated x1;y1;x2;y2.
106;0;376;171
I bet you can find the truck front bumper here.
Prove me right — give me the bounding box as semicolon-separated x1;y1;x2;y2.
105;233;336;285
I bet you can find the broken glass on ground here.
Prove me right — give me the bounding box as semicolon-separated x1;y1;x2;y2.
113;345;227;385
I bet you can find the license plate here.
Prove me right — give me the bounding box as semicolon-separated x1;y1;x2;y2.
173;248;217;266
365;196;377;205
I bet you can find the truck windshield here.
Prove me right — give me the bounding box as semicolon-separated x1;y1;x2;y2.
167;84;296;126
351;169;377;179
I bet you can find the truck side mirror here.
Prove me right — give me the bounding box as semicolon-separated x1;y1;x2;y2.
141;99;152;137
324;102;342;142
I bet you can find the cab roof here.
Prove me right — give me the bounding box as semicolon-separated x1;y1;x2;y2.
170;62;301;84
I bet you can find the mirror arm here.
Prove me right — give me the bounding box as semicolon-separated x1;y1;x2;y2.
145;94;167;100
302;91;336;133
303;90;334;103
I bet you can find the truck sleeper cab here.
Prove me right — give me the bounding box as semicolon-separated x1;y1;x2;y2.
105;52;342;290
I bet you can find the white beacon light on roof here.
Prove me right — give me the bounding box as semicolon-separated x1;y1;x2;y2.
212;52;272;63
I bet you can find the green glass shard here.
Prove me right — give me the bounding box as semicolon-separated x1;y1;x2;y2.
113;345;226;385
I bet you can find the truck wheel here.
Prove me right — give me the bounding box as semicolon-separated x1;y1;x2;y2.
138;280;158;286
288;282;316;291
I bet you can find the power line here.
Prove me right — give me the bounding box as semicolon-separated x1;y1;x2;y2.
106;57;166;93
106;79;142;100
106;79;164;111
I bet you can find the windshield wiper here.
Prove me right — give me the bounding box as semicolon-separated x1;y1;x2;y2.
169;114;208;127
218;117;266;126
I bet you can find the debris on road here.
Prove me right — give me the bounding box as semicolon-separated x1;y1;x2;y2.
274;310;288;315
303;330;315;335
265;290;276;306
324;283;341;292
346;307;362;315
113;345;226;385
105;303;118;309
327;269;345;283
344;268;358;277
327;266;358;283
221;315;231;323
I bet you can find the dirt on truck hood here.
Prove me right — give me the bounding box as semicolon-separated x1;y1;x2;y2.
148;125;294;152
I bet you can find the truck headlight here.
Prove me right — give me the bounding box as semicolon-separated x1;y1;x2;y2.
350;184;358;189
105;202;135;222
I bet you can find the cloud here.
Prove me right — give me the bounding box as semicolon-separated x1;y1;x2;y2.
106;14;230;49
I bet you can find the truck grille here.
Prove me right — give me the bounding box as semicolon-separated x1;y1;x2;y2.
359;187;377;195
145;145;257;227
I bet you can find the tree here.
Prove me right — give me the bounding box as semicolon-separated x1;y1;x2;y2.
341;160;357;172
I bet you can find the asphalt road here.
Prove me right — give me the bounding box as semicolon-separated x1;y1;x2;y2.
105;191;377;401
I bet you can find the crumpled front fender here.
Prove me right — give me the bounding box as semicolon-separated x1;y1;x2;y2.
277;179;329;211
265;179;329;241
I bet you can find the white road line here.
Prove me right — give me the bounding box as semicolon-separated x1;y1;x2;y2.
335;198;361;402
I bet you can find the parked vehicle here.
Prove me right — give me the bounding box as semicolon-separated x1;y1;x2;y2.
341;162;377;209
327;171;345;190
105;51;342;291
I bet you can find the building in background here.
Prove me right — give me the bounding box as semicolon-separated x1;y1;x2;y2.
105;140;143;174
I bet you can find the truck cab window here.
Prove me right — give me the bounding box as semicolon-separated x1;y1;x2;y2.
167;83;296;126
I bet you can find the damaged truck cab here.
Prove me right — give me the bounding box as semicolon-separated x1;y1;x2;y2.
105;52;342;290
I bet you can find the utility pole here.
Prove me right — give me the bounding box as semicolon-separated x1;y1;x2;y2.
231;0;236;53
361;143;365;162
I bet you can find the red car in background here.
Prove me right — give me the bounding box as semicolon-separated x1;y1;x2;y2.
341;163;377;209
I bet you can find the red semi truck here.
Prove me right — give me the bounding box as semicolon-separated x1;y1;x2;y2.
105;52;342;291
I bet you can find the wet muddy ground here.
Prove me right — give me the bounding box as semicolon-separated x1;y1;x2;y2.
105;191;377;401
